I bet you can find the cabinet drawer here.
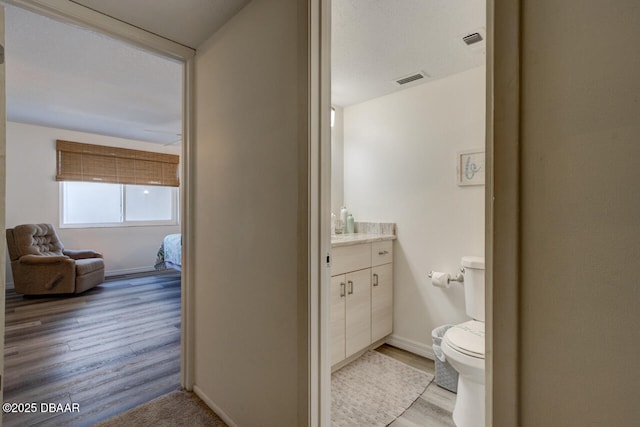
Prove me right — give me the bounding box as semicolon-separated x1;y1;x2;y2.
331;244;371;276
371;240;393;266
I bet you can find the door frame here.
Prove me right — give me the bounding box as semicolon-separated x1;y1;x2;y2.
314;1;521;426
0;4;6;405
308;0;332;425
485;0;521;425
2;0;198;389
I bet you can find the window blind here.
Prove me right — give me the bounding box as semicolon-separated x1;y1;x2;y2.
56;140;180;187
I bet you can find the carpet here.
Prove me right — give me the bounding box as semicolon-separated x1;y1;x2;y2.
93;390;227;427
332;350;434;427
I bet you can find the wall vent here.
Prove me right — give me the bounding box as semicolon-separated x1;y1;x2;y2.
393;71;428;87
463;32;483;46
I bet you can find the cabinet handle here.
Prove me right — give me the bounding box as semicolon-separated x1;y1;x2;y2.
340;282;346;297
378;250;389;255
373;273;379;287
347;280;354;295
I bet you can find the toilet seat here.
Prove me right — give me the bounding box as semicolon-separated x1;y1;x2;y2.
443;320;485;359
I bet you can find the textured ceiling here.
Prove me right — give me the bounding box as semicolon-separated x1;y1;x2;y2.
4;0;486;144
71;0;251;49
5;5;184;144
332;0;486;107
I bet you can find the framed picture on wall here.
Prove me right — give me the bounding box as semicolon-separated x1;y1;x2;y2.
457;149;485;186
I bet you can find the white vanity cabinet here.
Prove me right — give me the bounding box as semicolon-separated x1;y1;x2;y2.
330;238;393;368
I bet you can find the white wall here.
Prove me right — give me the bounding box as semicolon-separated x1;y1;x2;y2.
193;0;308;425
342;66;485;356
5;121;181;281
331;106;344;215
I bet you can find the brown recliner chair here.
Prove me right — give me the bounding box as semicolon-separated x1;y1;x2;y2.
6;223;105;295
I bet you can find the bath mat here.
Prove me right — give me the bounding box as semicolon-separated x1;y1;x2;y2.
331;350;434;426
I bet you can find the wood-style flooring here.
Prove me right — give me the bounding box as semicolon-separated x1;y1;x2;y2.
4;271;457;427
3;271;182;427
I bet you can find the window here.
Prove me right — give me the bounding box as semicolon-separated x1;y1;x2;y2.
56;140;180;228
124;185;175;221
61;182;179;227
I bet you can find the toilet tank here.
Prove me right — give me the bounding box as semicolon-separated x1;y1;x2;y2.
462;256;485;321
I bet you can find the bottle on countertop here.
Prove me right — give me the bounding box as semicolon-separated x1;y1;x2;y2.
340;206;348;231
331;212;336;235
346;213;355;234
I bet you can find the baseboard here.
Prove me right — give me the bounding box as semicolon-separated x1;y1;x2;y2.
386;334;435;361
193;385;238;427
105;266;157;277
331;337;387;373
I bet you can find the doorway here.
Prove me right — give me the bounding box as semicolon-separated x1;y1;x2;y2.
325;0;488;425
1;2;195;424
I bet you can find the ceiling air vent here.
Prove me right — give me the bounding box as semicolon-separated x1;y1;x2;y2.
393;71;428;87
463;32;483;46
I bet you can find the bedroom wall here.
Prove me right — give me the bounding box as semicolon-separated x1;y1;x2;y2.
5;121;181;283
342;66;486;357
192;0;308;425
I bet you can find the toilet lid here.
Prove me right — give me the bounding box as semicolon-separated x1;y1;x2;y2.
444;320;485;359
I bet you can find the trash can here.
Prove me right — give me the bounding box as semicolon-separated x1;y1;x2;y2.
432;324;459;393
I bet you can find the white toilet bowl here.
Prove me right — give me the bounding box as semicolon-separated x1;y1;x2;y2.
441;320;485;427
435;256;485;426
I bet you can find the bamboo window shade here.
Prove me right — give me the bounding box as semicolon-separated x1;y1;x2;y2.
56;140;180;187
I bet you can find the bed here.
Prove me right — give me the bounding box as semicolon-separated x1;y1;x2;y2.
155;233;182;271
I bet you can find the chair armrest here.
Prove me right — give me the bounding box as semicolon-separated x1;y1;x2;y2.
12;255;76;294
19;255;73;265
63;249;103;260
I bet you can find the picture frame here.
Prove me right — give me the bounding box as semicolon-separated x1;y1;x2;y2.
457;149;485;186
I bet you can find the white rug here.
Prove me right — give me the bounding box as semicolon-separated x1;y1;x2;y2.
331;350;434;427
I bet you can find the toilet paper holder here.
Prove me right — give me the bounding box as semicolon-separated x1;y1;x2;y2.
428;270;464;284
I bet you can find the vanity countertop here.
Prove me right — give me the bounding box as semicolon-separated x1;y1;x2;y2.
331;233;396;248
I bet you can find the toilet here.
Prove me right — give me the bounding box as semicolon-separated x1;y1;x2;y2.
441;256;485;427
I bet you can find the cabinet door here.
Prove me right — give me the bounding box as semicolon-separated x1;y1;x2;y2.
345;269;371;358
372;263;393;342
330;275;346;366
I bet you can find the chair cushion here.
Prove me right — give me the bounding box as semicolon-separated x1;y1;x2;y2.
10;224;64;258
75;258;105;276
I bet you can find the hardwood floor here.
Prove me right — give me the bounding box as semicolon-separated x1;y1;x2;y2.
3;272;456;426
375;343;436;373
3;271;182;427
